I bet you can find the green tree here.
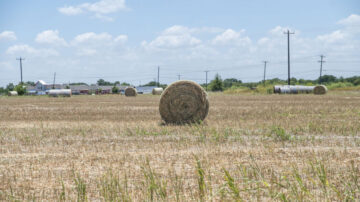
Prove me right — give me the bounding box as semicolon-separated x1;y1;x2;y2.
319;75;337;83
354;78;360;86
6;83;14;91
14;84;26;95
209;73;224;91
97;79;113;86
112;86;119;94
223;78;241;88
121;82;130;86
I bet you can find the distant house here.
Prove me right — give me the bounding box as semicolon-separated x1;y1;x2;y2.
34;80;63;94
70;85;90;95
136;86;157;94
25;80;141;95
35;80;47;91
26;85;37;95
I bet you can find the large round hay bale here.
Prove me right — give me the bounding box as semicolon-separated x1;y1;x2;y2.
159;80;209;124
314;85;328;95
152;87;163;95
125;87;137;96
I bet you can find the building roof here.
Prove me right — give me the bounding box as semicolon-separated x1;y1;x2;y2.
26;85;36;90
69;85;89;91
36;80;47;85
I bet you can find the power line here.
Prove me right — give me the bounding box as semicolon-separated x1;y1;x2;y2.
284;30;295;85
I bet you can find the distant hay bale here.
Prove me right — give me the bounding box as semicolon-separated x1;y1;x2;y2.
314;85;328;95
159;80;209;124
8;91;18;96
48;89;72;97
152;88;163;95
125;87;137;96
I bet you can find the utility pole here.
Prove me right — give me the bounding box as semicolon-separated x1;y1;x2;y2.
204;70;209;91
52;72;56;89
284;30;295;85
318;55;325;84
263;61;268;86
16;57;25;84
177;74;181;80
157;66;160;87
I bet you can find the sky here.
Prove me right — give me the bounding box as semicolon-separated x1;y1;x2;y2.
0;0;360;87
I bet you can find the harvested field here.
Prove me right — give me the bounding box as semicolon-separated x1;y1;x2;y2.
0;92;360;201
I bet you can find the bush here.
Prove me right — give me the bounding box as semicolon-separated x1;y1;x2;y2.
327;82;354;90
14;84;26;95
112;86;119;94
224;86;251;94
209;74;224;91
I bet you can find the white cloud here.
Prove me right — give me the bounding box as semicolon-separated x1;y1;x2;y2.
212;29;251;46
6;44;36;54
0;31;17;41
35;30;67;46
6;44;59;57
317;30;346;43
114;35;128;43
338;14;360;26
317;14;360;44
73;32;113;44
77;48;97;56
143;25;202;49
81;0;126;14
58;0;127;21
58;6;83;15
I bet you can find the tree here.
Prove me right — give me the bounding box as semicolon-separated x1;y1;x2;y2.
209;73;224;91
354;78;360;86
319;75;337;83
112;86;119;94
25;81;35;86
97;79;113;86
121;82;130;86
143;81;157;86
14;84;26;95
6;83;14;91
223;78;241;88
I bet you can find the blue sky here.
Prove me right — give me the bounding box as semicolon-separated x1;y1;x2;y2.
0;0;359;86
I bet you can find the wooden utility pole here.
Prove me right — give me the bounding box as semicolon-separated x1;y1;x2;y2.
263;61;268;86
284;30;295;85
16;57;25;84
318;55;325;84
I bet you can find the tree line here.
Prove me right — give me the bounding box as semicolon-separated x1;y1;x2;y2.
1;75;359;95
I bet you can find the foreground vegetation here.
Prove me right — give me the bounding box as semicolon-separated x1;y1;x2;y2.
0;92;359;201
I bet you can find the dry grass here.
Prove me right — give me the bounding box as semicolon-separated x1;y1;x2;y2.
0;92;360;201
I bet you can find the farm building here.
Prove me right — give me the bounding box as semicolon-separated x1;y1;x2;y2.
136;86;158;94
70;85;90;95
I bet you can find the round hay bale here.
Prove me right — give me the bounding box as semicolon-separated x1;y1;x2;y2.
314;85;328;95
152;87;163;95
159;80;209;124
125;87;137;96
